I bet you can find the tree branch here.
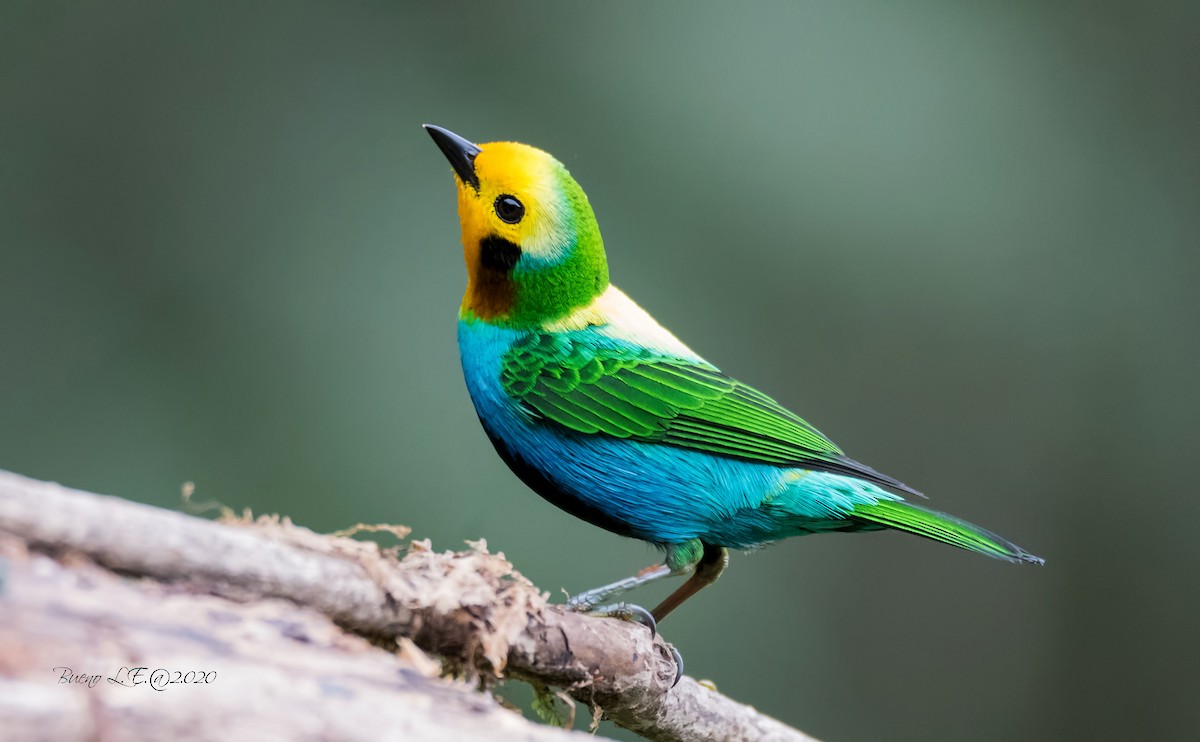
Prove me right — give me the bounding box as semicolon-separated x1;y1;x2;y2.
0;469;817;741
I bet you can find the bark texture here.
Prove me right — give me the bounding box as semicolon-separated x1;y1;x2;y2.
0;469;816;741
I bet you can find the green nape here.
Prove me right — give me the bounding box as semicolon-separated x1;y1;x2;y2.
508;168;609;327
851;500;1045;565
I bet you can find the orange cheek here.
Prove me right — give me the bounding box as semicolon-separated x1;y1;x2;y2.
462;235;480;271
453;189;525;320
456;191;484;263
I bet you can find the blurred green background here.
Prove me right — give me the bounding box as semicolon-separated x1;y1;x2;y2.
3;2;1198;739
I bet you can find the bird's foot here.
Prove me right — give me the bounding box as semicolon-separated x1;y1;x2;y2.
567;601;657;637
565;563;673;616
565;601;684;687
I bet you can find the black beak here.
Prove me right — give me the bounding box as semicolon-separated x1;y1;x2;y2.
423;124;481;190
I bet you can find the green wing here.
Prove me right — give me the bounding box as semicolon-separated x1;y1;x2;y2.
501;333;921;497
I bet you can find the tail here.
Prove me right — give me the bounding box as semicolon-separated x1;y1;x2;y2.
851;500;1044;565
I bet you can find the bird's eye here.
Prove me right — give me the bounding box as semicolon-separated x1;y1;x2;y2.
494;195;525;224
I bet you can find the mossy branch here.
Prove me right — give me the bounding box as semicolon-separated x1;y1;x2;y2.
0;469;816;742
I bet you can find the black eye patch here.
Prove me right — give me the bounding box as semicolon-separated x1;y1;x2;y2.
480;235;522;271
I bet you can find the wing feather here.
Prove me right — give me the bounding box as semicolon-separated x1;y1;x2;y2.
502;333;923;497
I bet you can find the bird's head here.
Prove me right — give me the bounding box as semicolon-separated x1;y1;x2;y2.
424;125;609;327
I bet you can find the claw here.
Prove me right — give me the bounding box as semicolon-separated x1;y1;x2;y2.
670;645;684;688
579;602;658;639
566;601;682;688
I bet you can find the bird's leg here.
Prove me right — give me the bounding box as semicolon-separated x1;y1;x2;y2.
565;542;707;633
566;537;712;615
566;563;674;614
564;540;710;688
651;542;729;623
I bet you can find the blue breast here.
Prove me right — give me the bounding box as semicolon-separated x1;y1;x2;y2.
457;318;896;548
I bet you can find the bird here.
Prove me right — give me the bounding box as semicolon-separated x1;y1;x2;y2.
423;124;1043;640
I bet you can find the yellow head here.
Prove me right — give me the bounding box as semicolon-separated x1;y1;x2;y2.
425;125;608;327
